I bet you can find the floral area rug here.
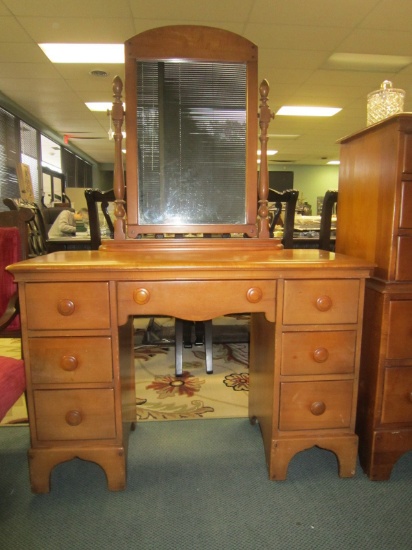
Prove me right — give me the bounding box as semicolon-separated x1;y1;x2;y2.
1;316;249;425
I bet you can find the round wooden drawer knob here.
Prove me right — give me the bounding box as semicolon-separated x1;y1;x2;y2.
61;355;78;371
65;410;82;426
310;401;326;416
133;288;150;305
247;287;263;303
313;347;329;363
57;299;75;316
315;295;332;312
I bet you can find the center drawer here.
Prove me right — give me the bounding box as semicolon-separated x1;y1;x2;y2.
117;280;276;322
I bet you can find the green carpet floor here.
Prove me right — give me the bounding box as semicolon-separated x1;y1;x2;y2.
1;420;411;549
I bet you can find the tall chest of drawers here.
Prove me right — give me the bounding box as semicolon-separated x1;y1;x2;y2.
336;114;412;480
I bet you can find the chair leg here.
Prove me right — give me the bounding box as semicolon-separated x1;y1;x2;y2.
175;318;183;376
204;320;213;374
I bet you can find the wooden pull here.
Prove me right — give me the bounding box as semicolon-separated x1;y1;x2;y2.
313;347;329;363
408;392;412;403
57;299;75;316
315;295;332;312
310;401;326;416
61;355;78;371
247;287;263;303
65;410;82;426
133;288;150;305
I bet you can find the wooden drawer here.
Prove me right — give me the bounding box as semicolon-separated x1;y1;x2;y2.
117;280;276;323
399;181;412;228
381;367;412;424
29;337;113;384
387;300;412;359
26;282;111;330
281;330;356;375
279;380;353;430
33;389;116;441
395;237;412;281
282;280;360;325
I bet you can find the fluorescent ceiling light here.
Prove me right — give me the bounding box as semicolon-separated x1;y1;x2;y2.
276;106;341;117
86;102;125;112
39;43;124;63
325;53;412;72
327;160;340;165
257;150;278;156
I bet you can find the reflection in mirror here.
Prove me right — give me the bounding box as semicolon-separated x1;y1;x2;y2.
136;60;247;226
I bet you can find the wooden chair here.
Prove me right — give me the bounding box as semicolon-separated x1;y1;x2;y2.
268;189;299;248
318;190;338;251
84;188;115;250
3;198;48;256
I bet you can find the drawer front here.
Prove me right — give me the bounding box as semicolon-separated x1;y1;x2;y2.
34;389;116;441
281;331;357;375
29;337;113;384
395;237;412;281
381;367;412;424
279;380;353;430
283;280;360;325
387;300;412;359
117;280;276;323
26;282;111;330
399;181;412;228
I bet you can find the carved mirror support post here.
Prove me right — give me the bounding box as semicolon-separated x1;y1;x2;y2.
112;76;126;240
257;79;274;239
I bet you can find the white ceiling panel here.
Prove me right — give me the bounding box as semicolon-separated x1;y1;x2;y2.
0;0;411;165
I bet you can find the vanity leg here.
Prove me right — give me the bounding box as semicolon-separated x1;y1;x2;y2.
28;447;128;493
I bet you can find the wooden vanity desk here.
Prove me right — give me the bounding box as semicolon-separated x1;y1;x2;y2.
9;241;372;492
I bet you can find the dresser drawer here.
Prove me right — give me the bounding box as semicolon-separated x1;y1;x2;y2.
282;280;360;325
399;181;412;228
33;389;116;441
387;300;412;359
29;337;113;384
279;380;353;430
117;280;276;322
281;331;356;375
26;282;111;330
381;367;412;424
395;237;412;281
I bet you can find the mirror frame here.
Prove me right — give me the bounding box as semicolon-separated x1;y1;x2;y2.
123;25;259;237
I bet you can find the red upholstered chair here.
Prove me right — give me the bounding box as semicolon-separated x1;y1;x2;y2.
0;211;29;421
0;356;25;422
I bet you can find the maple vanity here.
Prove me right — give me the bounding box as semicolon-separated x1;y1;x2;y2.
9;242;371;492
8;25;373;492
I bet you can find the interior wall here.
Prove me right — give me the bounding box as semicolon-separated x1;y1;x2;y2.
270;165;339;215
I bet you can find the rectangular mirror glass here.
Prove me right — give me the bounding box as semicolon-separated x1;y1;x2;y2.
136;60;247;225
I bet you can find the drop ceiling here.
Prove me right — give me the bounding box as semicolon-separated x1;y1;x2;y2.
1;0;412;166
